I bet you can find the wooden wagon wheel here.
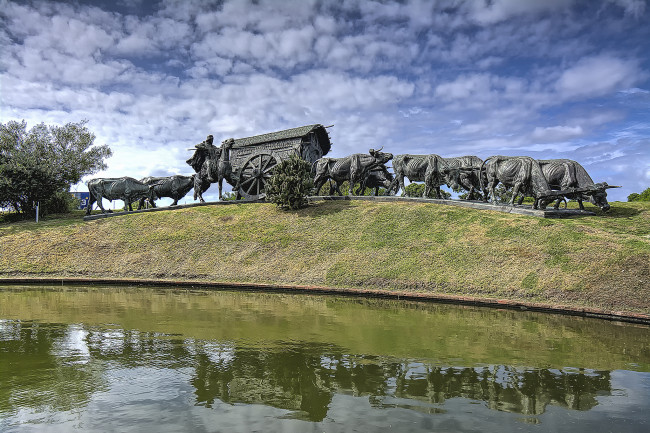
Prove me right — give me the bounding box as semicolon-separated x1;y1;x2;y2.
237;152;279;200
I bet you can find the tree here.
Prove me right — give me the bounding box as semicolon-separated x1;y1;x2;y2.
628;188;650;202
265;153;314;210
316;179;389;196
0;120;112;216
404;182;451;199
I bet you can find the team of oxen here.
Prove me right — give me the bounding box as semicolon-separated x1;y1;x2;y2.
312;150;618;211
85;145;618;215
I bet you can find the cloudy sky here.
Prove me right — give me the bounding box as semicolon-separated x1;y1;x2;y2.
1;0;649;202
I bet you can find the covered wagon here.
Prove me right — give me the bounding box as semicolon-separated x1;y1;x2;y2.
229;124;332;199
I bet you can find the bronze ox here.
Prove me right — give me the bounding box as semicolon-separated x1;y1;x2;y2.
137;175;195;209
392;154;474;199
356;167;396;196
86;177;156;215
313;148;393;196
535;159;618;211
481;156;555;209
439;156;484;200
325;166;396;196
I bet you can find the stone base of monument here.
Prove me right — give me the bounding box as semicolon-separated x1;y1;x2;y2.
83;195;595;221
308;196;596;218
82;198;266;221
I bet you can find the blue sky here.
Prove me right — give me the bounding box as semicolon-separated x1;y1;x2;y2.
1;0;649;202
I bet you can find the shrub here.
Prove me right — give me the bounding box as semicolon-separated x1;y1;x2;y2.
265;153;314;210
628;188;650;202
42;190;77;215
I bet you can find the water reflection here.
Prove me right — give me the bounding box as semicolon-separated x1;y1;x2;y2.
0;319;616;423
0;287;648;432
191;343;613;420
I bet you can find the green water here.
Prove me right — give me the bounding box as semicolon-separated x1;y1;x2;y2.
0;286;648;432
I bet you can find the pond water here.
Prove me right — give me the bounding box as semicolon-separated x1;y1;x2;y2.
0;286;648;433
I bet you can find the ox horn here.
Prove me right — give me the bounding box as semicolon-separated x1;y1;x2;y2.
597;182;622;189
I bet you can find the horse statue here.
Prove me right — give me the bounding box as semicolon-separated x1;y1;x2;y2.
186;137;238;201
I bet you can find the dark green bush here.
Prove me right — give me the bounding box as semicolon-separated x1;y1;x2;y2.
42;190;78;215
265;153;314;210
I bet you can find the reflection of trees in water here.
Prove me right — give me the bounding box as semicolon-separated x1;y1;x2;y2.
0;321;612;423
393;364;610;415
192;344;335;421
190;343;612;421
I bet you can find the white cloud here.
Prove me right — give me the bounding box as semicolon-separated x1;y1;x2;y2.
468;0;576;25
531;125;584;142
555;55;643;99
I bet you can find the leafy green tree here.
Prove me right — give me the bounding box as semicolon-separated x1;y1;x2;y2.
265;153;314;210
0;120;112;216
404;182;451;199
628;188;650;202
317;179;389;196
484;184;536;204
220;191;239;201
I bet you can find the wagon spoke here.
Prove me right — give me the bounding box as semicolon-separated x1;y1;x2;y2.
241;177;255;189
246;180;257;195
261;156;273;171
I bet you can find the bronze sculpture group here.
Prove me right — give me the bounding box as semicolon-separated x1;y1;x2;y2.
85;124;619;215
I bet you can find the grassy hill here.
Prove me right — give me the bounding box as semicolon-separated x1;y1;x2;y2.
1;200;649;315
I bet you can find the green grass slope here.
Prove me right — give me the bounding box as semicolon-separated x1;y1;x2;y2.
1;200;649;314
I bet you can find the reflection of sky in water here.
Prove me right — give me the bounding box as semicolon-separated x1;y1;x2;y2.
203;342;236;366
52;325;90;364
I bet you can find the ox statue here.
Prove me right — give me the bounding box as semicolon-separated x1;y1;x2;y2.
324;166;396;196
481;156;555;209
356;166;396;196
534;159;619;211
86;177;156;215
186;137;237;202
391;154;455;199
313;148;393;196
439;156;484;200
137;174;195;209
